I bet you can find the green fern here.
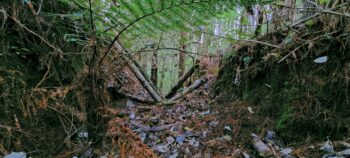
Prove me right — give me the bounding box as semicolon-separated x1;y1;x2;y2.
110;0;274;41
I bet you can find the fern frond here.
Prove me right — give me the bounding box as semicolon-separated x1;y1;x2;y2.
102;0;274;56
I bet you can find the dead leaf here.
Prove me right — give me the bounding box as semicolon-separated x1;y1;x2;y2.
37;97;48;109
248;107;254;114
50;87;70;98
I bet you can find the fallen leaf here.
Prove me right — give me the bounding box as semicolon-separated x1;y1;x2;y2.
248;107;254;114
223;135;232;142
184;127;193;131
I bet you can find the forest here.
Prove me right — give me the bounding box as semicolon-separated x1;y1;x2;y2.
0;0;350;157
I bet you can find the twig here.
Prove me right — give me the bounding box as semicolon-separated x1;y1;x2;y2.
130;122;177;132
135;47;217;57
34;58;52;89
278;31;339;63
8;15;61;52
0;125;31;135
35;0;44;15
203;32;280;48
23;0;43;15
277;45;303;64
305;0;350;17
290;1;350;28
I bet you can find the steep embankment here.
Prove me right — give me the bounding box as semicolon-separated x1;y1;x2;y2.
212;16;350;143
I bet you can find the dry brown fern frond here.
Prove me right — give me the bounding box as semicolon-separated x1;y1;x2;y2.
107;118;157;158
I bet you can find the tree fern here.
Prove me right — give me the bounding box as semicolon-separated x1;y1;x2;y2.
94;0;274;63
109;0;273;42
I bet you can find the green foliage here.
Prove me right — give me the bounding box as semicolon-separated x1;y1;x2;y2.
306;19;315;27
103;0;274;42
276;104;293;130
318;0;331;5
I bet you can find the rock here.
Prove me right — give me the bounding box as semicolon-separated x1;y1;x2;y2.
252;133;273;157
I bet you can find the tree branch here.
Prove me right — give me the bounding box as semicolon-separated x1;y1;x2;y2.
165;62;199;99
203;32;281;48
169;78;207;102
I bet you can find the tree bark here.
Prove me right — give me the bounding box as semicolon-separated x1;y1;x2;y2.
254;6;264;37
165;63;199;99
179;32;186;77
151;50;158;87
169;78;207;102
285;0;295;22
132;57;160;96
121;54;163;102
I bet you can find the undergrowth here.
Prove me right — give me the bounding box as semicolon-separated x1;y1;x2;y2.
0;1;106;156
213;17;350;143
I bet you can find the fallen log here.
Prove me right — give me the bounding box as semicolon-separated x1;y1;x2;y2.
121;54;163;102
165;63;199;99
111;41;162;103
169;78;208;102
107;83;157;104
132;57;160;97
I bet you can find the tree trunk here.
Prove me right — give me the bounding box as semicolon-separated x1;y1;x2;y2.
254;6;264;37
111;41;162;102
132;57;159;96
151;50;158;87
179;32;186;77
